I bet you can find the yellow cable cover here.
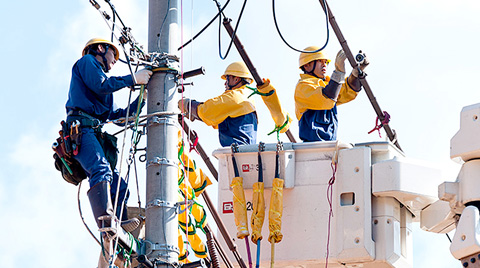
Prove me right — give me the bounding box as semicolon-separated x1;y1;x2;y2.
191;202;207;230
251;182;265;244
178;130;213;197
268;178;284;243
294;74;359;120
231;176;250;239
178;211;208;258
257;79;292;133
189;232;208;258
178;228;188;263
197;86;256;128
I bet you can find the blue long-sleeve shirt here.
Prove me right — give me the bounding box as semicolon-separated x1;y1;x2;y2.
66;54;141;122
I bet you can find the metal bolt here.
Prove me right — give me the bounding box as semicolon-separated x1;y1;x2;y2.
463;262;468;267
462;235;467;241
471;258;476;263
354;238;360;244
355;206;360;212
354;167;360;173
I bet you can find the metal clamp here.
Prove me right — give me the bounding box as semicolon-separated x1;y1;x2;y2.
143;240;180;256
176;200;194;214
147;157;178;169
146;199;177;210
147;116;180;128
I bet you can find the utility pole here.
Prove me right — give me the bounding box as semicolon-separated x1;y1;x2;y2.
145;0;180;266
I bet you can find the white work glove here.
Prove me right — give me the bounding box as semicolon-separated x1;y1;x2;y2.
178;99;202;122
334;50;347;73
134;69;153;85
352;51;370;77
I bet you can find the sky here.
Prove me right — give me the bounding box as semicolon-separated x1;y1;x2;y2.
1;0;480;267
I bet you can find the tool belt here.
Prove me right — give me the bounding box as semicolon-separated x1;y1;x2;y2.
52;127;86;186
67;110;118;171
53;111;118;185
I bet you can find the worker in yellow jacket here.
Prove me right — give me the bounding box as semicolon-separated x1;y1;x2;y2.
295;46;368;142
179;62;257;147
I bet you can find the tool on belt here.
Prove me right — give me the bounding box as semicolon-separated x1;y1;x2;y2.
52;120;86;186
52;111;100;186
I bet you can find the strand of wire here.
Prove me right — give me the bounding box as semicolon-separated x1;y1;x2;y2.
77;181;101;246
110;73;143;265
215;0;248;60
180;0;191;259
272;0;330;53
92;3;149;68
325;161;337;268
177;0;233;50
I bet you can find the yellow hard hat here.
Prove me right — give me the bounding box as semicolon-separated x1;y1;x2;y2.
82;38;120;61
298;46;331;68
221;62;253;83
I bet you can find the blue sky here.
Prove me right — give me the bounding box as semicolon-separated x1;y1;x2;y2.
1;0;479;267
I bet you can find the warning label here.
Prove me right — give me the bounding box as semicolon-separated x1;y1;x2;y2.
223;201;234;214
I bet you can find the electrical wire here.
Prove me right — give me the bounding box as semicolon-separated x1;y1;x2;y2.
156;0;171;51
77;181;101;246
215;0;248;60
272;0;330;53
177;0;233;50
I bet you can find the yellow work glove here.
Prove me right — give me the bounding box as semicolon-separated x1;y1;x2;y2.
134;69;153;85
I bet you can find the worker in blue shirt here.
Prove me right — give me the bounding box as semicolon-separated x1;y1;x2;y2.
65;38;152;232
178;62;257;147
295;46;369;142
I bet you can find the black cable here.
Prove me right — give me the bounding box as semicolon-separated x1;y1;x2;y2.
157;0;171;51
110;4;116;43
177;0;233;50
77;181;101;246
272;0;330;53
105;0;127;28
216;0;248;60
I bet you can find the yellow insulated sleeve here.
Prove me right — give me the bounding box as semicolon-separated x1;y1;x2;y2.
268;178;284;243
178;212;208;259
189;232;208;258
179;139;213;197
191;202;207;230
178;228;188;263
251;182;265;244
231;176;250;239
257;79;292;133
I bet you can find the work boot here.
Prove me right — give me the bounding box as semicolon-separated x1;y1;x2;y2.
87;181;115;230
113;201;140;233
120;206;140;233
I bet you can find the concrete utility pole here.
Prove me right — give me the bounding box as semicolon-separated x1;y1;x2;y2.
146;0;180;266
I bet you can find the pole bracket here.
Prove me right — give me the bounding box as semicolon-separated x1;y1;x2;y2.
147;157;178;169
143;239;180;256
148;116;180;128
146;199;177;209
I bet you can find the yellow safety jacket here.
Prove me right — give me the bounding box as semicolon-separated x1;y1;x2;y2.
294;74;358;120
295;74;359;142
197;86;256;128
